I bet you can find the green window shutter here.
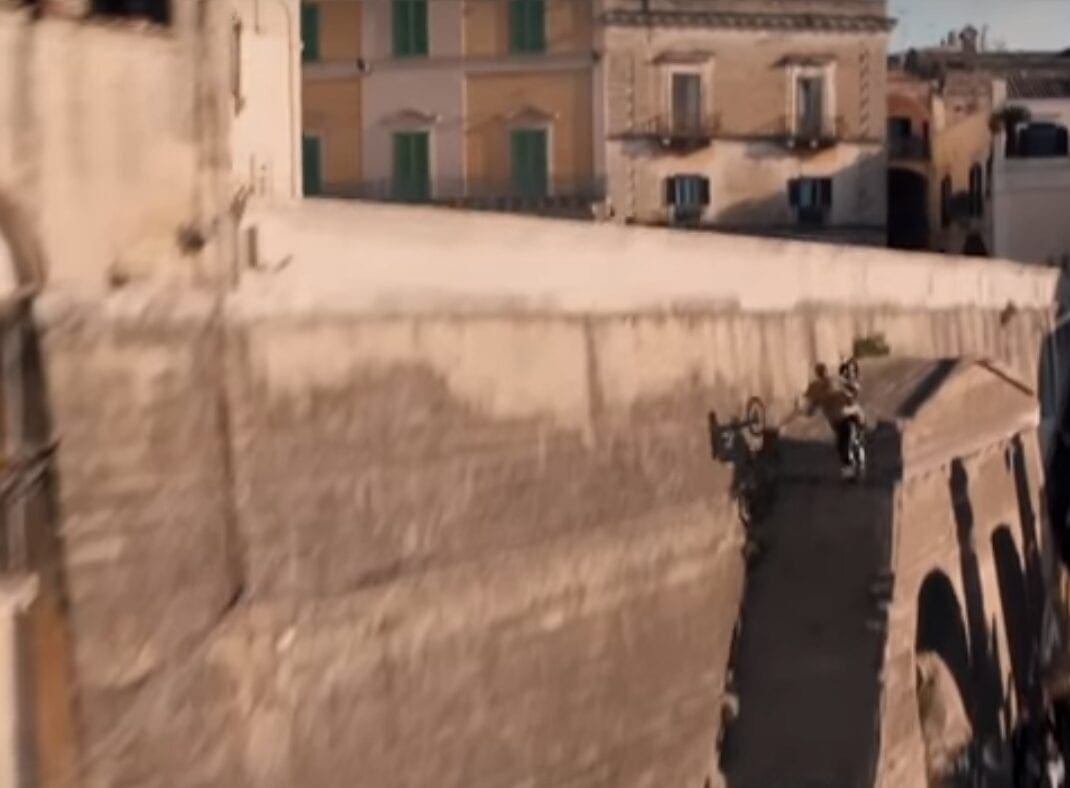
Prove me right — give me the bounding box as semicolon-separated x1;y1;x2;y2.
511;129;548;198
393;132;430;200
412;0;428;55
511;129;527;192
393;0;410;56
301;3;320;62
393;0;428;57
531;129;547;195
528;0;545;52
509;0;524;53
509;0;546;53
302;135;322;196
414;133;429;198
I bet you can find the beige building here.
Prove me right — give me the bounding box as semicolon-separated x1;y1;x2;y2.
301;0;602;213
602;0;893;244
886;67;993;254
301;0;893;240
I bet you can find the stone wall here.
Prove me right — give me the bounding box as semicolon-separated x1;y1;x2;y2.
35;271;1060;786
878;434;1053;786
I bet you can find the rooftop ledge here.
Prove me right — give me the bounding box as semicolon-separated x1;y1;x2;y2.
226;199;1060;320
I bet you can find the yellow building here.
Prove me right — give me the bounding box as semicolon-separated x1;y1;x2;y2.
301;0;601;214
302;0;893;239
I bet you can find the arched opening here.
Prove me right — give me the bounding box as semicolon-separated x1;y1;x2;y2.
888;167;930;249
917;570;972;700
916;570;974;784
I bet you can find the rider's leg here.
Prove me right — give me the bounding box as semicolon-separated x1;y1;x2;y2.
835;419;853;477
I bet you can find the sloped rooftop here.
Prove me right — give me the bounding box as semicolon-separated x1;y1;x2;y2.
781;357;1038;479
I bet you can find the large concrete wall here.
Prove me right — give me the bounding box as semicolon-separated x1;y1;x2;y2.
33;207;1063;785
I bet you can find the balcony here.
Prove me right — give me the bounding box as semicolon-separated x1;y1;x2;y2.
888;135;932;160
614;114;721;152
321;177;607;218
784;115;846;150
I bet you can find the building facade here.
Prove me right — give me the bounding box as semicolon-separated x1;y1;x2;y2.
301;0;603;215
990;77;1070;266
601;0;893;244
889;35;1070;263
885;68;993;254
301;0;893;241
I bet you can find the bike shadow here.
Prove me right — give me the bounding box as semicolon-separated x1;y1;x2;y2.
708;411;782;531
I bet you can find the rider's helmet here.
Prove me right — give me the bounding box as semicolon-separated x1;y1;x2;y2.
814;362;828;379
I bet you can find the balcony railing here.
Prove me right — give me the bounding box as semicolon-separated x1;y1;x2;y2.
785;115;847;149
321;177;607;217
888;135;931;160
614;113;855;150
615;114;721;150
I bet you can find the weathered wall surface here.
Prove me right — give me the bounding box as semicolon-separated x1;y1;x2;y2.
0;0;300;293
0;8;203;292
878;434;1053;786
36;272;1060;787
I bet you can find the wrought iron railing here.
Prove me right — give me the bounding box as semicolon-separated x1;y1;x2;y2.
321;177;607;215
616;113;722;144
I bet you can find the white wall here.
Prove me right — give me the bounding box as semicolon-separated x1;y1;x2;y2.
993;158;1070;266
0;10;203;292
232;0;303;202
992;96;1070;266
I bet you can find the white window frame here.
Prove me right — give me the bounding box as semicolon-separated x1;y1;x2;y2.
658;57;716;131
786;62;837;138
664;173;711;224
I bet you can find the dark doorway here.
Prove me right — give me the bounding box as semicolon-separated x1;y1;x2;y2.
888;167;930;250
917;570;971;701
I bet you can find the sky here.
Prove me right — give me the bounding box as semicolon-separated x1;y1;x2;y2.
889;0;1070;52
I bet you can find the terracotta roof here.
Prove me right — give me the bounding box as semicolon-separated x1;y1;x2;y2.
603;9;895;32
1008;76;1070;99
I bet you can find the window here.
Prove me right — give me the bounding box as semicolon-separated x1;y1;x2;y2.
301;2;320;63
92;0;170;24
509;0;546;54
511;128;549;199
302;135;322;196
888;117;912;139
940;175;952;228
392;131;430;201
788;177;831;225
671;73;703;135
665;175;710;223
796;76;825;138
968;164;984;217
393;0;429;58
